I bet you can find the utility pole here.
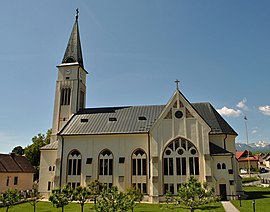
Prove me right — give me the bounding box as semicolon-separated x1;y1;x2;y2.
244;116;251;178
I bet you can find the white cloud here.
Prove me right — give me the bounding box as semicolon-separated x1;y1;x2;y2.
251;129;258;134
259;105;270;116
237;98;248;111
217;107;242;117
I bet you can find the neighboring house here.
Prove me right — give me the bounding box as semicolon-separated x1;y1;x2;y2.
0;153;35;193
262;154;270;168
258;152;265;166
236;150;259;171
39;13;242;202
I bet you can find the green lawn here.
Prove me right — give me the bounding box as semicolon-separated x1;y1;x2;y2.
231;186;270;212
0;201;224;212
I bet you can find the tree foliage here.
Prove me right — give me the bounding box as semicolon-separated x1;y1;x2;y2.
0;189;21;212
175;177;218;212
125;187;143;212
94;185;143;212
24;129;51;174
11;146;24;155
49;184;72;212
28;182;43;212
72;186;91;212
88;179;104;204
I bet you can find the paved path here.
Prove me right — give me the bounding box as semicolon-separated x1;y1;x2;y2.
221;201;239;212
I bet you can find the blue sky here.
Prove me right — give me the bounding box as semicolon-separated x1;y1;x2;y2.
0;1;270;153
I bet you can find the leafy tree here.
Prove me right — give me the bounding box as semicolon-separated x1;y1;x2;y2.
72;186;91;212
125;187;143;212
88;180;104;205
24;129;51;176
0;189;21;212
28;182;43;212
11;146;24;155
49;184;72;212
175;176;217;212
94;186;126;212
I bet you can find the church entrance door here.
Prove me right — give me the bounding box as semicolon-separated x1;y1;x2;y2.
219;184;227;201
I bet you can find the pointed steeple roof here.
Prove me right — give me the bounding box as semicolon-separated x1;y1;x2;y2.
62;11;84;68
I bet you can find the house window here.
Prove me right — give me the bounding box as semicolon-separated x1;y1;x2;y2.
49;166;52;171
119;157;125;163
6;177;9;186
67;150;82;176
163;137;199;194
14;176;18;185
217;163;221;169
60;88;71;105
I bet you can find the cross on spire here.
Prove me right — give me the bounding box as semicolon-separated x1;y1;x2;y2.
175;79;180;90
76;8;79;20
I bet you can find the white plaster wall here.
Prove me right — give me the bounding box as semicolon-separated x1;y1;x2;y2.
39;149;57;196
60;134;148;191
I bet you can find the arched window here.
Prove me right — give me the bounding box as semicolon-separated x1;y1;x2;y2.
222;163;226;169
60;88;71;105
132;149;147;176
49;166;52;171
67;150;82;176
99;149;113;188
132;149;147;194
163;137;199;194
217;163;221;169
67;150;82;189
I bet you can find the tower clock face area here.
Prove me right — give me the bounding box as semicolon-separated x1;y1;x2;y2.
65;69;71;75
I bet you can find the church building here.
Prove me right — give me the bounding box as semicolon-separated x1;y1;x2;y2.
39;13;242;202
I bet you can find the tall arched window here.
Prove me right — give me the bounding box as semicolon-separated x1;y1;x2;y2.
132;149;147;194
67;150;82;189
67;150;82;176
163;137;199;194
217;163;221;169
99;149;113;187
60;88;71;105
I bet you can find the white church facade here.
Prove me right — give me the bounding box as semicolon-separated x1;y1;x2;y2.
39;14;242;202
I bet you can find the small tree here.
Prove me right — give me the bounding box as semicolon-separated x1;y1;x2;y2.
72;186;91;212
175;177;217;212
28;182;43;212
125;187;143;212
88;180;104;204
49;184;72;212
94;186;125;212
0;189;21;212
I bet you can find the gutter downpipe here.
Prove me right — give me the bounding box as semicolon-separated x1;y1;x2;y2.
59;135;64;187
223;134;227;150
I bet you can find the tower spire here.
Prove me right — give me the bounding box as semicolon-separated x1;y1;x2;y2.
62;9;84;68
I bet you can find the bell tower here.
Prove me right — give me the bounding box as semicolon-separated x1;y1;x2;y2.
51;10;87;142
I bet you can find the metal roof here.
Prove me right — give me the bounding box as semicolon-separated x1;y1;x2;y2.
59;102;237;136
41;141;58;150
62;15;84;68
209;142;232;155
60;105;164;135
192;103;238;135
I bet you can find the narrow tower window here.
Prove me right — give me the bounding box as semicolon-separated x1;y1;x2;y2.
79;90;85;109
60;88;71;105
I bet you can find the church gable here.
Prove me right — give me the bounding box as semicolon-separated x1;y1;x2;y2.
151;90;211;142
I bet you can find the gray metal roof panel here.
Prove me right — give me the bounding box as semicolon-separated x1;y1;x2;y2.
60;103;237;136
60;105;165;135
192;103;238;135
